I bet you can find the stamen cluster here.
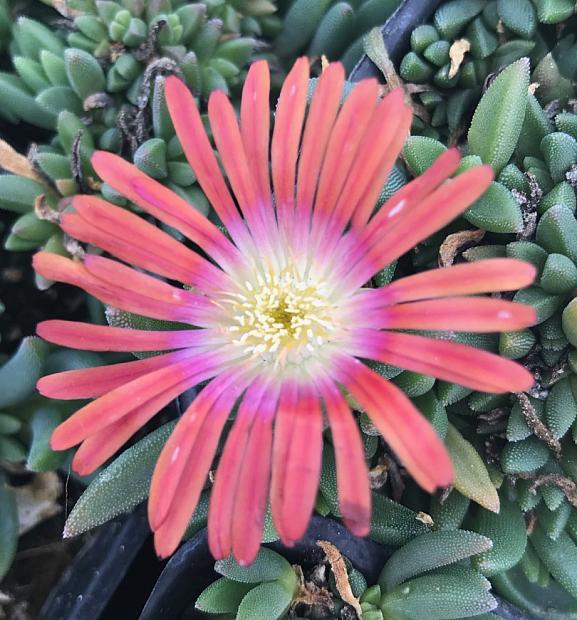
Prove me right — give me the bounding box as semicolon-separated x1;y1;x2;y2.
226;268;337;363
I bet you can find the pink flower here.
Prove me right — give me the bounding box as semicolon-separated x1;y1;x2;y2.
34;58;536;565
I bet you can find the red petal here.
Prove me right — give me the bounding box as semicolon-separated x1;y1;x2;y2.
71;382;188;475
311;79;379;231
231;386;277;565
344;165;494;289
148;370;249;531
349;330;535;393
37;350;191;400
370;148;461;230
338;88;411;228
371;258;537;304
164;77;253;254
50;352;226;449
357;297;536;332
152;370;251;558
294;63;344;250
316;375;370;536
336;356;453;492
271;383;322;545
33;252;214;325
91;151;241;271
271;57;309;231
37;320;216;352
67;195;227;291
208;382;264;560
241;60;273;213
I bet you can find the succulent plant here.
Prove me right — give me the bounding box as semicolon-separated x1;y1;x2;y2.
399;0;577;140
0;0;275;257
275;0;404;71
0;334;108;579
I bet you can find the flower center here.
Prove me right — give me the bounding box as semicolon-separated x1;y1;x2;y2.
226;269;338;365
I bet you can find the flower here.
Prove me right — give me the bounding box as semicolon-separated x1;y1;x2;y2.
34;58;536;565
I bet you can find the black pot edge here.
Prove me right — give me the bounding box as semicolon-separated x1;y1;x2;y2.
138;514;391;620
38;504;151;620
349;0;444;79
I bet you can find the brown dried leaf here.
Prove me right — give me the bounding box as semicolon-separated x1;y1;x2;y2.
439;228;485;267
416;511;434;526
293;565;333;608
448;39;471;79
0;140;42;182
317;540;362;618
48;0;83;17
364;28;403;91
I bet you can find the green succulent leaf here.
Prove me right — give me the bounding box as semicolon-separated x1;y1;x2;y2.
236;581;293;620
195;577;254;614
501;436;551;473
27;404;67;472
379;529;493;591
468;58;530;174
446;424;500;513
370;492;431;546
530;524;577;598
464;181;523;233
429;489;470;530
469;497;527;576
0;472;18;582
0;337;48;408
63;422;175;537
215;548;293;584
380;566;496;620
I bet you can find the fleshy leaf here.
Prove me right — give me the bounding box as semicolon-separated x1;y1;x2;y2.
446;424;500;513
468;58;530;174
379;529;493;590
63;422;175;537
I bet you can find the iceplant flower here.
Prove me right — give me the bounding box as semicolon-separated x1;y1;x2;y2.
34;58;536;565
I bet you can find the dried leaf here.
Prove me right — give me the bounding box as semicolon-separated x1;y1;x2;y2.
416;512;435;526
317;540;362;618
363;28;403;91
439;229;485;266
13;472;62;535
449;39;471;79
0;140;42;182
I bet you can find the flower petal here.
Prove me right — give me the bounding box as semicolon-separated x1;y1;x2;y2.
148;369;251;531
364;258;537;305
240;60;273;216
315;374;370;536
343;165;494;289
37;320;218;352
65;195;228;291
209;89;280;262
271;382;322;545
152;370;252;558
335;356;453;493
339;88;412;228
271;57;309;232
33;252;218;326
354;297;536;332
293;62;344;252
208;379;268;560
164;76;254;254
71;381;188;475
348;330;535;393
231;384;278;565
37;350;193;400
50;351;229;449
309;78;379;246
91;151;241;271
